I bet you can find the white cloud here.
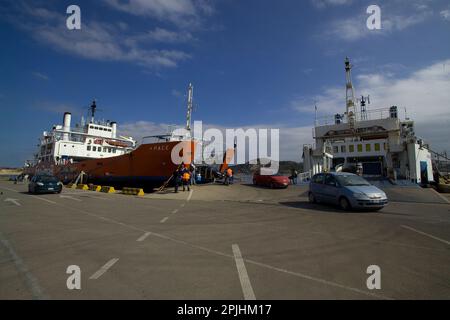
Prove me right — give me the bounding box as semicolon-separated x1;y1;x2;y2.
311;0;353;9
291;86;344;116
357;61;450;124
2;1;197;69
127;27;194;45
103;0;195;17
119;121;174;141
33;22;191;68
326;15;368;41
102;0;213;28
383;11;432;31
441;9;450;21
32;71;49;80
321;1;434;42
292;59;450;153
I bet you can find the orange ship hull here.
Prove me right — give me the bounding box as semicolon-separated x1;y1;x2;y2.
27;140;196;189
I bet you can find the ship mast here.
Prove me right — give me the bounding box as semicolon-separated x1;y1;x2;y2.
186;83;193;131
345;57;357;128
90;100;97;123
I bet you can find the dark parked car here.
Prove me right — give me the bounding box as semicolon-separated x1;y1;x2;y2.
308;172;388;211
253;173;289;189
28;174;63;194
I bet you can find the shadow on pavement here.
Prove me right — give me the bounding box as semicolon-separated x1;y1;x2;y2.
19;191;60;196
279;201;343;213
279;201;391;214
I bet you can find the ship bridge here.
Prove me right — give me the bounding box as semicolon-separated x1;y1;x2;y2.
303;58;433;185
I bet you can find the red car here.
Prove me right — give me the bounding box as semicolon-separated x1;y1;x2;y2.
253;173;290;189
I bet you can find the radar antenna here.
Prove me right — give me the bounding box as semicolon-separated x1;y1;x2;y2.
358;95;370;121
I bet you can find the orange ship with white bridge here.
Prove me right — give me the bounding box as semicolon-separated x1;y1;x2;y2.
24;84;197;189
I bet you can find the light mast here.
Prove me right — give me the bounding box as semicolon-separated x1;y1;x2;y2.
186;83;193;132
345;57;357;128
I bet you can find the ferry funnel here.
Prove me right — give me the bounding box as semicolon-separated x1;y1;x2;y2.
111;121;117;139
63;112;71;140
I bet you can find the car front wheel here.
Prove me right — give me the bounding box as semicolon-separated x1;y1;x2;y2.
339;197;351;211
308;192;316;203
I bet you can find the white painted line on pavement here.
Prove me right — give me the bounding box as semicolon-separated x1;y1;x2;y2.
187;189;193;202
160;217;169;223
232;244;256;300
4;198;21;206
137;232;152;242
0;232;48;299
30;195;57;204
401;225;450;246
172;209;178;214
430;188;450;204
180;203;185;208
60;195;82;202
89;258;119;280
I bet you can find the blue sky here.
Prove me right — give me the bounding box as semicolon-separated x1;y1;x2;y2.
1;0;449;166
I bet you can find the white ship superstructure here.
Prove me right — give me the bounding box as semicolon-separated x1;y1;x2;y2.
28;101;136;167
303;58;434;184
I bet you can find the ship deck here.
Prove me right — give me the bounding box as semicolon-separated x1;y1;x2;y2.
1;178;450;299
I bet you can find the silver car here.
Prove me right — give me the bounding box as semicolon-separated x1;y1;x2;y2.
308;172;388;211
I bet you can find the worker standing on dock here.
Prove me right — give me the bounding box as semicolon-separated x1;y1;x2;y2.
173;167;181;193
190;164;196;185
182;170;191;191
224;168;233;186
290;169;298;185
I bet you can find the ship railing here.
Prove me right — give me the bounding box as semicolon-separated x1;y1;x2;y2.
141;131;193;145
53;128;134;144
141;134;173;144
315;107;407;126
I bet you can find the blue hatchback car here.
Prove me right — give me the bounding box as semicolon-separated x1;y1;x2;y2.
308;172;388;211
28;174;63;194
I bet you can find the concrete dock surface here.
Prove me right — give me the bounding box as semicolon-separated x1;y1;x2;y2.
1;180;449;299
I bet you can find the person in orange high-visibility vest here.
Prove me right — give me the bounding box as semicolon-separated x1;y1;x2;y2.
224;168;233;186
182;171;191;191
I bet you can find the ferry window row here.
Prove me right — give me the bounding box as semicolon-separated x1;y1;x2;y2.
333;143;387;154
89;125;112;132
87;146;116;153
